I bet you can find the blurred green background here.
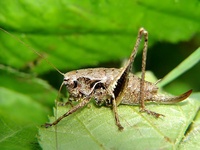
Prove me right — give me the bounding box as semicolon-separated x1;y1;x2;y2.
0;0;199;149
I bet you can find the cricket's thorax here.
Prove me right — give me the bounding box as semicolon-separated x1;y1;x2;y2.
63;68;158;106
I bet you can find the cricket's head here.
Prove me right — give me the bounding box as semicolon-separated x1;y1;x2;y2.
63;71;82;100
63;69;112;105
63;70;99;100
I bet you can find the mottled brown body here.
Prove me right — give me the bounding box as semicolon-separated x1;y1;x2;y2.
64;68;158;105
64;68;191;106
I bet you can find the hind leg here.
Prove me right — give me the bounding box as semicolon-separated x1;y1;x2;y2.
138;28;164;118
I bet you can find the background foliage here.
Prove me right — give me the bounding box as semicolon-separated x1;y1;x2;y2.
0;0;199;150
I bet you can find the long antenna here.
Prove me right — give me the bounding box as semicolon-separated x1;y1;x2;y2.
0;27;65;76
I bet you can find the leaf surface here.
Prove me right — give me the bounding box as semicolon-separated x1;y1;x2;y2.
0;66;57;150
39;93;200;150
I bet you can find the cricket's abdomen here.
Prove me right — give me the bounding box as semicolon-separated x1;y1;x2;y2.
121;74;192;105
121;74;158;105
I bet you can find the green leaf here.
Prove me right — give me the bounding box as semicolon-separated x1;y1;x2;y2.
0;0;199;73
0;65;57;150
158;47;200;87
178;93;200;150
38;90;200;150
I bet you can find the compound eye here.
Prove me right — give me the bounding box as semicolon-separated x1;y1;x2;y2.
73;81;78;88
